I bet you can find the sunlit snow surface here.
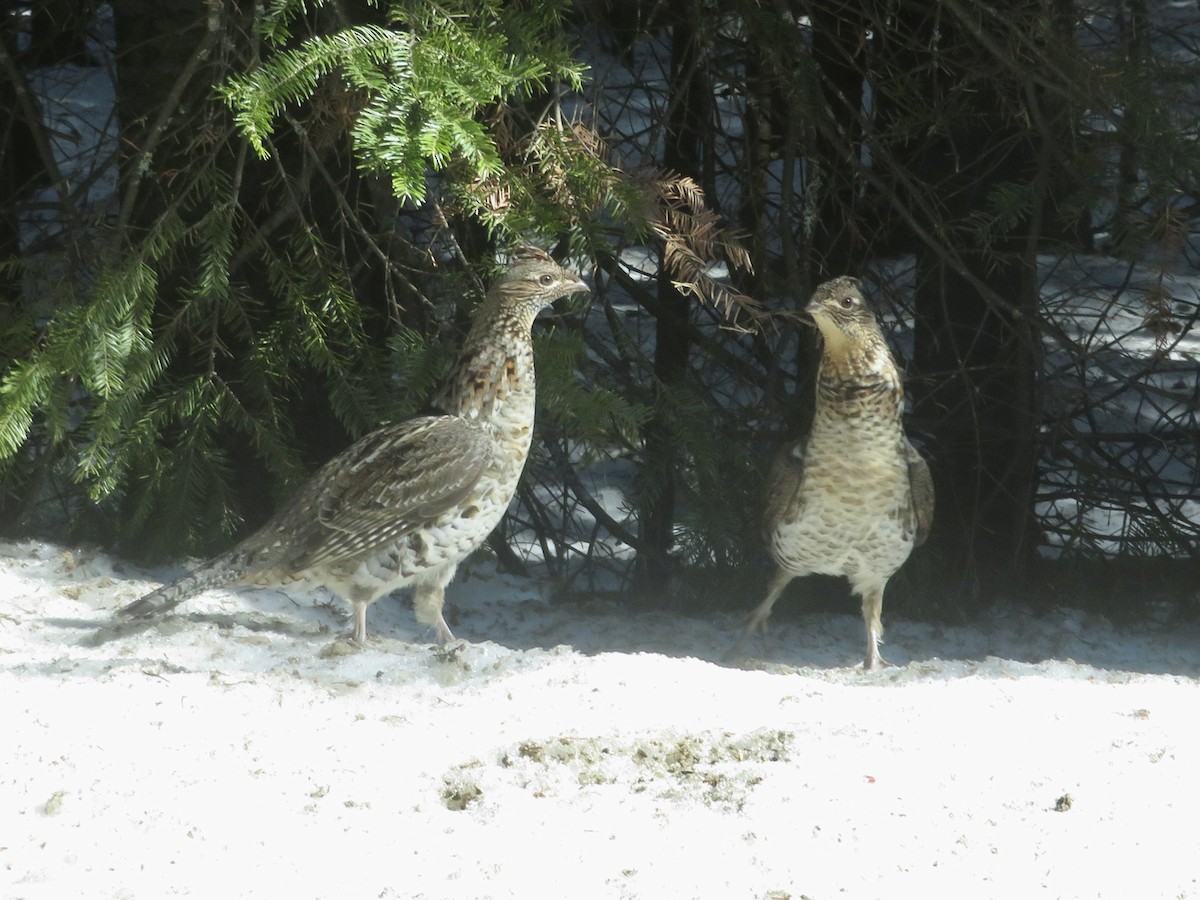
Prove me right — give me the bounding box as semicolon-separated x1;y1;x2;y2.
3;540;1200;899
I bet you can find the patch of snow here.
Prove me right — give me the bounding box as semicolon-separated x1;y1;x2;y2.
3;539;1199;898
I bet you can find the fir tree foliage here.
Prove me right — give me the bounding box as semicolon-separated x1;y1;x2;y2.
533;328;652;460
225;0;587;203
0;104;394;553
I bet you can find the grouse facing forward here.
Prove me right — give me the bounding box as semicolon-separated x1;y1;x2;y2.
115;248;588;645
741;276;934;670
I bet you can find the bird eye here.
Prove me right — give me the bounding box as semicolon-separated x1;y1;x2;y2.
539;274;554;286
839;296;855;308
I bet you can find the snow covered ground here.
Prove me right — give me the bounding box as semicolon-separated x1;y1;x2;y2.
3;539;1199;899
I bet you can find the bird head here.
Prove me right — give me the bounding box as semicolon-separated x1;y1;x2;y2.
804;276;882;358
493;246;590;319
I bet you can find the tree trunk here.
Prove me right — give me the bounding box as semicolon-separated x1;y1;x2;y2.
1113;0;1147;256
875;0;1043;606
634;6;709;598
773;1;871;448
0;16;44;304
911;255;1040;603
807;1;868;282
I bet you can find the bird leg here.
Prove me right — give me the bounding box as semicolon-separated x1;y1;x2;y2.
412;581;455;645
317;594;372;658
742;567;796;635
860;584;889;671
353;600;369;644
724;567;796;663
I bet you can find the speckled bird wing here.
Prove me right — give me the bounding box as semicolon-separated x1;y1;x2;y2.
762;436;808;540
904;438;935;547
278;416;492;571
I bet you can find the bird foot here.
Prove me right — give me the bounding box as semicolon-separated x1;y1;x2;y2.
862;653;891;672
319;634;366;659
861;622;890;672
431;639;469;664
740;607;772;636
723;619;772;665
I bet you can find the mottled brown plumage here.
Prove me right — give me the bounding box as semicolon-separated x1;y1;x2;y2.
115;248;589;645
741;276;933;670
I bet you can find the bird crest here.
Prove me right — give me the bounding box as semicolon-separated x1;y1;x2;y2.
506;245;556;266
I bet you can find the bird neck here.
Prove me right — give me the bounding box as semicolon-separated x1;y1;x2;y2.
432;293;539;432
815;336;903;412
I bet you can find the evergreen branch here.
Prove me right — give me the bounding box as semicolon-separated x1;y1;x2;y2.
543;436;642;550
223;24;404;158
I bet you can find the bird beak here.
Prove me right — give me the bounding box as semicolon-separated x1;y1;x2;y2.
537;274;590;320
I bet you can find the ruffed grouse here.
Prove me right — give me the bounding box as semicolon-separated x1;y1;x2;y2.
115;247;588;645
741;276;934;670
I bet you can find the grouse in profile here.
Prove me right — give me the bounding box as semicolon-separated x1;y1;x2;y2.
115;248;589;645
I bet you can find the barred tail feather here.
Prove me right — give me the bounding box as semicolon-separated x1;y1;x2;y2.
116;556;247;620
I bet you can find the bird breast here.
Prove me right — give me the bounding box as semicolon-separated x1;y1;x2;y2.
769;387;916;579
